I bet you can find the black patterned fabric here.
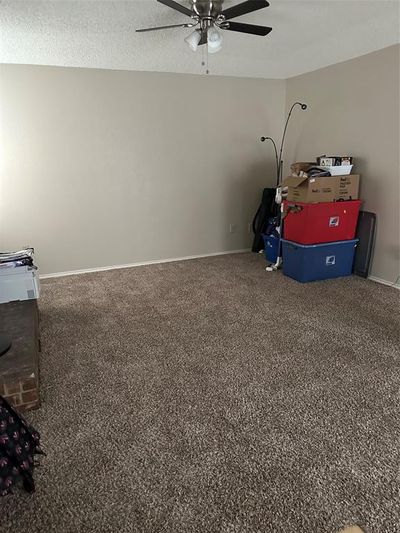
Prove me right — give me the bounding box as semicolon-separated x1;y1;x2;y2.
0;396;44;496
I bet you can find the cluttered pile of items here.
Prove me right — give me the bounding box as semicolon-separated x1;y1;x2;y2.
260;156;376;283
0;250;44;495
255;102;376;283
0;248;40;304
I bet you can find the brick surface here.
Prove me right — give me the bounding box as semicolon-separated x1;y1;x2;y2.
22;389;38;404
5;382;21;395
22;377;37;391
18;400;40;413
0;300;40;413
5;393;22;406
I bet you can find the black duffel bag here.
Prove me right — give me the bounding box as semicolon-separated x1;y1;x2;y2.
251;188;278;253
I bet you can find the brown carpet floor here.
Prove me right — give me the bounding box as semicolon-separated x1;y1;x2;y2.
1;253;399;533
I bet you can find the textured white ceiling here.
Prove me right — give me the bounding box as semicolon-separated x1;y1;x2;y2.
0;0;399;79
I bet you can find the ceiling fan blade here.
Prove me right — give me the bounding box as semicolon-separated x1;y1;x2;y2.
136;22;195;33
157;0;193;17
221;0;269;21
222;22;272;36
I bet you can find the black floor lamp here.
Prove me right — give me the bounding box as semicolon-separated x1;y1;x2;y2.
259;102;308;271
261;101;308;186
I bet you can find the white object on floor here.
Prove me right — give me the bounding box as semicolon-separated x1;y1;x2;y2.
266;257;282;272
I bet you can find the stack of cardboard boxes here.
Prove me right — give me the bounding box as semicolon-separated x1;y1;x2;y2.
280;159;361;283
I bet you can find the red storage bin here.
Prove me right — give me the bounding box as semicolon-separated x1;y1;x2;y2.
283;200;361;245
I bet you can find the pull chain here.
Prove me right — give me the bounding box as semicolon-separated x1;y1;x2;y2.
201;42;210;75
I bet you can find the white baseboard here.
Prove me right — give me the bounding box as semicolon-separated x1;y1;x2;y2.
40;249;250;279
368;275;400;289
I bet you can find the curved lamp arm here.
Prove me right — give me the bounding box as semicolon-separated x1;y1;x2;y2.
278;102;307;184
260;136;279;184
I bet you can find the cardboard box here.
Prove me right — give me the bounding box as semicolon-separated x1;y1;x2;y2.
283;174;360;203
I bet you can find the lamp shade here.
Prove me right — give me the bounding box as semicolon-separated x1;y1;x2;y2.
185;29;201;51
207;27;222;54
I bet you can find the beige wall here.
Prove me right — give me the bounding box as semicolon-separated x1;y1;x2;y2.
284;45;400;284
0;65;285;275
1;48;398;282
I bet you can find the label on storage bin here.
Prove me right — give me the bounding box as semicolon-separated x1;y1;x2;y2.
329;216;340;227
326;255;336;266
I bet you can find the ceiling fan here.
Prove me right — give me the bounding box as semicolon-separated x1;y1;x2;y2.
136;0;272;54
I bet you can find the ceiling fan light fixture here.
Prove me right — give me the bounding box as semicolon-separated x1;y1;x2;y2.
207;26;222;54
138;0;273;59
184;29;202;51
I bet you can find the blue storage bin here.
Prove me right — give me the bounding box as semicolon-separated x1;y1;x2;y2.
281;239;358;283
262;234;280;263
